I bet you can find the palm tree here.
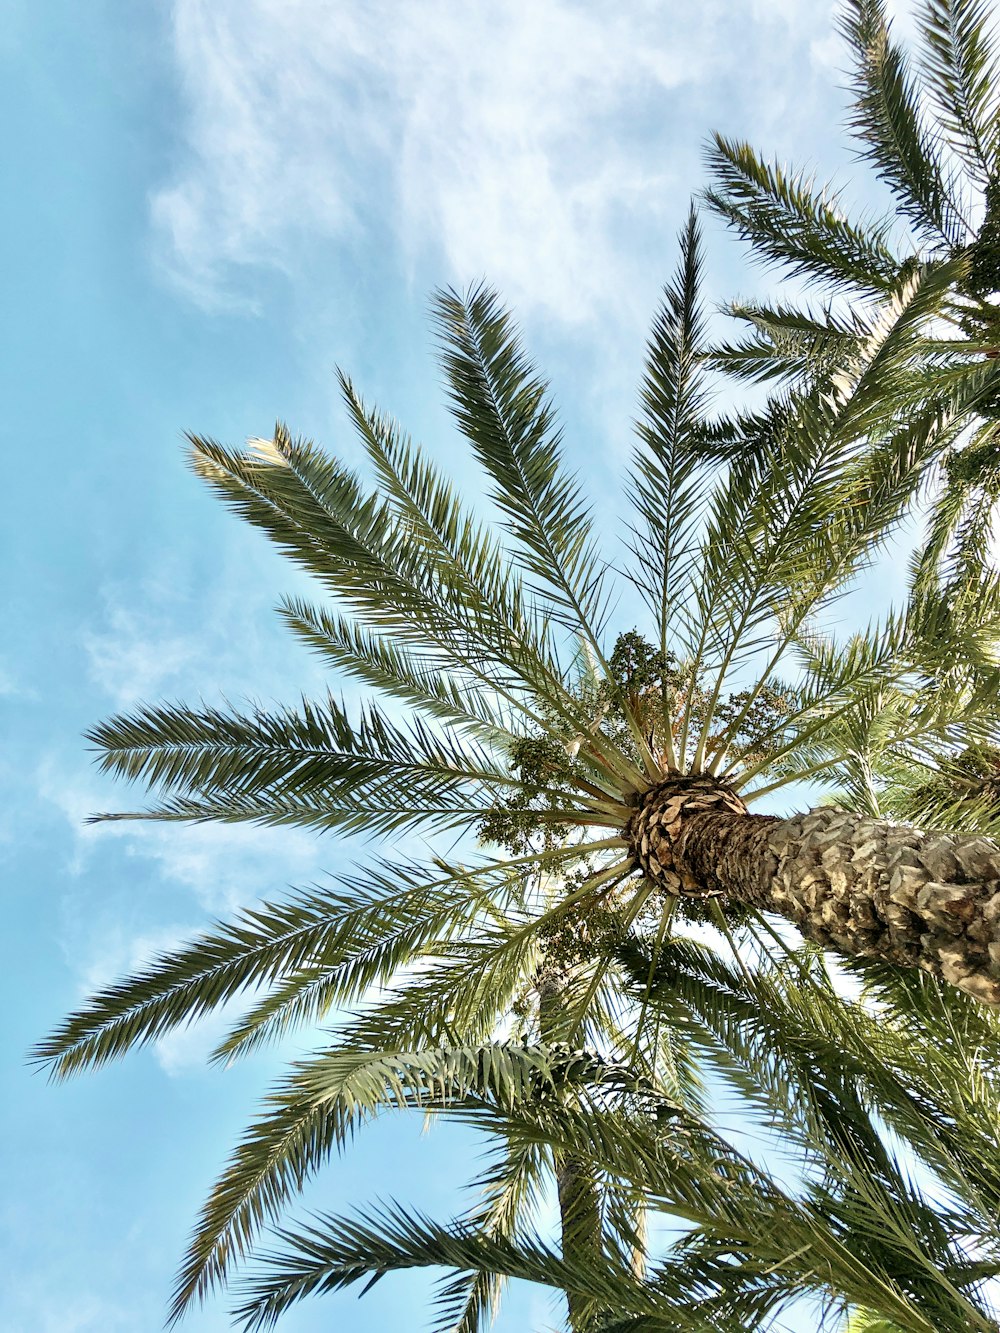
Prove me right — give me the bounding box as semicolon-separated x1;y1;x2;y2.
233;944;1000;1333
34;203;1000;1328
703;0;1000;595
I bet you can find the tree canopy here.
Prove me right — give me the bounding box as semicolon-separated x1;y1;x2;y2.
36;3;1000;1331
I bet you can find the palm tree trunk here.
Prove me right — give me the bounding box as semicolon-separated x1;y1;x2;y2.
538;972;603;1333
629;779;1000;1004
629;1198;647;1281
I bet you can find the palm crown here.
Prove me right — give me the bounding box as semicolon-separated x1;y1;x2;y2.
36;207;1000;1328
35;5;1000;1328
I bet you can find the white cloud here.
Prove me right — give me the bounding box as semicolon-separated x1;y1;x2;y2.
71;920;200;997
37;755;328;908
153;1002;246;1076
0;656;36;699
155;0;841;325
123;819;324;913
83;603;198;706
81;543;332;711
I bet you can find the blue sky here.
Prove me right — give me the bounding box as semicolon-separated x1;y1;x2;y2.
2;1;924;1329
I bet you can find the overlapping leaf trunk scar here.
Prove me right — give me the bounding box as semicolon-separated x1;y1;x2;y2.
626;776;1000;1005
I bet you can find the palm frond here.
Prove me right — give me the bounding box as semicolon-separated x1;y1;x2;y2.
919;0;1000;180
705;133;903;291
626;207;713;704
87;696;515;797
337;374;580;712
432;284;611;644
83;695;603;838
629;930;1000;1273
34;852;587;1078
189;431;583;727
839;0;971;245
232;1202;705;1333
682;258;970;769
278;597;516;742
706;299;870;387
171;1038;676;1321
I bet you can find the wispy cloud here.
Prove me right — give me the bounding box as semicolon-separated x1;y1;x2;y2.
83;603;199;707
153;1000;247;1076
0;656;36;699
37;755;329;909
81;546;332;711
155;0;839;325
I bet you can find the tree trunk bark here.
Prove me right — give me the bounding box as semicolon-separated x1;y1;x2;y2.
629;782;1000;1005
554;1152;602;1332
538;971;604;1332
629;1198;647;1281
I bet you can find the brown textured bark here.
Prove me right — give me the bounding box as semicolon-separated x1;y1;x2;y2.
626;779;1000;1005
626;775;763;898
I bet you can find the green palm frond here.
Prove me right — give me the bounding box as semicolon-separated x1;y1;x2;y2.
913;421;1000;592
626;930;1000;1264
35;844;625;1080
919;0;1000;180
839;0;971;246
847;969;1000;1236
337;372;572;695
33;859;489;1078
189;430;459;643
232;1074;999;1333
701;1;1000;608
221;1085;750;1332
277;597;516;741
705;299;870;387
844;1312;909;1333
232;1201;717;1333
432;285;611;644
171;1038;678;1322
704;133;903;291
84;695;617;837
328;950;529;1060
672;266;958;769
86;695;513;797
627;207;713;701
340;373;519;614
727;558;1000;803
189;430;581;728
608;944;1000;1330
